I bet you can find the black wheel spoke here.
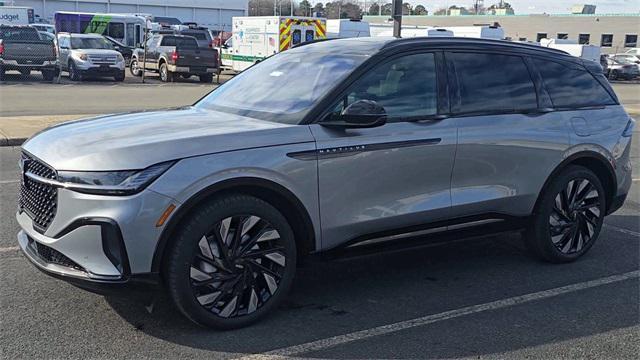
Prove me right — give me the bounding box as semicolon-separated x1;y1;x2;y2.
247;258;283;280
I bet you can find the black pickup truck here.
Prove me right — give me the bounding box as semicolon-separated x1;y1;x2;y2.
0;25;59;81
129;34;218;83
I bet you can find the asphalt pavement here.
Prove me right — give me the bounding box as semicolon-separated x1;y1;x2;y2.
0;79;638;359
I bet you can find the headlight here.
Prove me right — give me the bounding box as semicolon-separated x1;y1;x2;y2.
55;161;176;195
116;53;124;62
77;53;88;61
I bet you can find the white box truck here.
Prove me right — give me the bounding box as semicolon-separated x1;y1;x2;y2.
444;25;504;40
219;16;327;72
326;19;370;38
371;25;453;38
0;6;34;26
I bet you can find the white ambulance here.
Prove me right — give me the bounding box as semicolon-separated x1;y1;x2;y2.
219;16;327;73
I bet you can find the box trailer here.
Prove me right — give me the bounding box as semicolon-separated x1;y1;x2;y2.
219;16;327;72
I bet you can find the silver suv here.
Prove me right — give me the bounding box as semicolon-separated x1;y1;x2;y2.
17;37;634;329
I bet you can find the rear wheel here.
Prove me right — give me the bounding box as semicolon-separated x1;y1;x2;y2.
199;74;213;83
159;62;173;82
525;165;606;263
41;69;57;81
0;68;6;81
166;194;297;329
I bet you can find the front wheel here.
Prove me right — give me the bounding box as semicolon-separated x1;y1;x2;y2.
165;194;297;329
68;61;82;81
114;71;125;82
525;165;606;263
130;58;142;77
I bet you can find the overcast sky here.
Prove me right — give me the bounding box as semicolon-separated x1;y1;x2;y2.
315;1;640;14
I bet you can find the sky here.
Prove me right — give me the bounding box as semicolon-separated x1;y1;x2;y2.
310;1;640;14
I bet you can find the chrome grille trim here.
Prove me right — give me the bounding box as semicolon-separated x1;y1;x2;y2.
19;153;58;232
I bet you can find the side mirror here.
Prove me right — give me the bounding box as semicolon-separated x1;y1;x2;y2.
114;46;121;50
322;100;387;129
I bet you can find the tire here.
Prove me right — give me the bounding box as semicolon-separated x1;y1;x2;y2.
41;69;56;81
199;74;213;83
19;69;31;76
114;71;125;82
165;194;297;329
0;68;6;81
181;74;191;79
611;70;619;80
68;61;82;81
130;58;142;77
525;165;606;263
159;62;173;82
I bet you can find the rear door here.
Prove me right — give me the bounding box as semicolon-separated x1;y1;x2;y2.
309;51;457;248
448;51;570;218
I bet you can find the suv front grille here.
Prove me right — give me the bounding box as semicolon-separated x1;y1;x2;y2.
19;153;58;231
88;54;117;65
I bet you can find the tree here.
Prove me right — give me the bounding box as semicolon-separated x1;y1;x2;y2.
297;0;313;16
249;0;275;16
381;3;393;15
488;1;515;15
368;3;379;15
402;2;413;15
324;2;363;19
413;5;428;15
314;2;325;16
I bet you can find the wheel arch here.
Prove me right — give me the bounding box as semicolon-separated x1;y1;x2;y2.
533;151;617;215
151;177;317;274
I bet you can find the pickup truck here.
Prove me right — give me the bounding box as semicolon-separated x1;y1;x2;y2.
129;34;218;83
0;25;59;81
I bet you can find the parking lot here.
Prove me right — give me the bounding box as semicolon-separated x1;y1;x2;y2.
0;77;639;359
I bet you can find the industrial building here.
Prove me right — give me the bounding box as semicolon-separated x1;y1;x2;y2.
9;0;248;31
364;13;639;54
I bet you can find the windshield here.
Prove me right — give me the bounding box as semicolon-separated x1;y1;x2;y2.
71;37;113;49
195;51;368;124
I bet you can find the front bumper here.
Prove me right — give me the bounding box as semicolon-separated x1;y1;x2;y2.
77;66;124;77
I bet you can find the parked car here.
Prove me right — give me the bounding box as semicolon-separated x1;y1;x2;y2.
624;48;640;56
0;25;59;81
130;34;217;82
57;33;126;81
16;38;633;329
104;35;133;65
599;54;609;74
605;57;639;80
177;26;214;49
611;53;640;75
30;23;56;34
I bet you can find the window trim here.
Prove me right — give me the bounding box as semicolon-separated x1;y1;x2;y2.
529;55;618;110
624;34;638;48
600;33;614;47
578;33;590;45
445;50;541;117
557;32;569;40
310;49;445;125
536;33;548;42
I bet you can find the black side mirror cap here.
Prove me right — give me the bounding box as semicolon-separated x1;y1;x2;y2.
321;100;388;129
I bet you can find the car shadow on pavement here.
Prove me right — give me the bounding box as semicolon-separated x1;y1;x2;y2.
105;216;639;358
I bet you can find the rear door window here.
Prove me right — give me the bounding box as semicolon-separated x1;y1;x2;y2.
449;52;537;114
531;58;616;108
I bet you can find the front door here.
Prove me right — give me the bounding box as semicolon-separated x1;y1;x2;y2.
309;52;457;248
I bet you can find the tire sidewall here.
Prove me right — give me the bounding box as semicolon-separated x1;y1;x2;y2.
532;166;606;262
130;59;142;76
166;195;297;329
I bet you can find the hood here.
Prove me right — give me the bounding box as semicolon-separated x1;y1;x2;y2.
73;49;120;56
22;107;314;171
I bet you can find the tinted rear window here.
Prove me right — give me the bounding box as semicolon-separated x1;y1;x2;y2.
0;27;40;41
160;36;198;48
451;52;537;114
532;58;616;108
180;31;207;40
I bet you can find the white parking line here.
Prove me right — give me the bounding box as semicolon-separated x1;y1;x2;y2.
605;224;640;237
0;180;19;185
240;270;640;359
0;246;19;253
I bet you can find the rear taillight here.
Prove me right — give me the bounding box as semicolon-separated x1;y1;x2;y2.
209;40;214;48
0;43;4;56
53;43;57;57
171;50;179;62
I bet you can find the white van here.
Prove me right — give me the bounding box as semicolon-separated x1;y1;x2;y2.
540;38;601;63
326;19;370;38
372;26;453;38
444;26;504;40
